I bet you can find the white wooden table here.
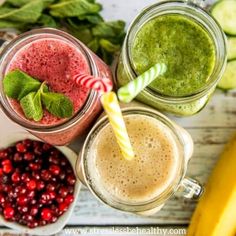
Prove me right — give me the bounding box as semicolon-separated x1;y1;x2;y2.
0;0;234;235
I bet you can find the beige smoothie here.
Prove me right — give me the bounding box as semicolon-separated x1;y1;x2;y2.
88;114;182;203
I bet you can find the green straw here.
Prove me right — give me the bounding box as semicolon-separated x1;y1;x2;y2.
117;63;167;103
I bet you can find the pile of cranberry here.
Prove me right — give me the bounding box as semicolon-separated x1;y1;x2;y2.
0;140;76;228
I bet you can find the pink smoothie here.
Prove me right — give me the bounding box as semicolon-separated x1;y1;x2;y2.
7;38;91;126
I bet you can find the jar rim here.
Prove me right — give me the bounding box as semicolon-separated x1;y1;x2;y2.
124;0;227;102
79;106;186;212
0;28;99;133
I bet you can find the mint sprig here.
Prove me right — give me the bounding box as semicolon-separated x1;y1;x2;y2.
3;70;73;121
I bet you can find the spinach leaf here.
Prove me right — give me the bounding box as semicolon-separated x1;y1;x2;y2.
49;0;101;18
0;0;44;23
99;38;120;53
38;14;58;28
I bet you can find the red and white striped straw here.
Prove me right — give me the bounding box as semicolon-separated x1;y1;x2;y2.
73;73;113;94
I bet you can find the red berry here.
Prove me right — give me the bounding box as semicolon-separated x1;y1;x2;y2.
27;220;38;228
29;163;40;171
1;159;11;166
59;187;68;198
59;203;68;213
48;191;56;199
3;164;13;174
56;196;64;203
27;180;37;190
13;153;22;162
28;190;35;199
16;143;27;153
11;172;20;183
4;206;14;219
17;205;28;213
49;164;60;175
37;180;45;191
41;208;52;221
46;183;56;192
0;150;8;159
41;170;51;181
22;139;32;148
64;195;74;205
42;143;52;151
21;173;30;182
17;195;28;206
24;152;34;161
0;168;3;176
30;206;38;216
0;193;5;205
67;174;76;185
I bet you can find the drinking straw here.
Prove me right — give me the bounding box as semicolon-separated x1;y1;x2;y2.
73;73;113;93
117;63;167;103
100;91;135;160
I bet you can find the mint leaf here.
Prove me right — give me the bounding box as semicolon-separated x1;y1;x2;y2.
3;70;41;100
20;91;43;121
42;92;73;118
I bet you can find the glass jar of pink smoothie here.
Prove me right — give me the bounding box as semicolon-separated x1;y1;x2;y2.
0;28;113;145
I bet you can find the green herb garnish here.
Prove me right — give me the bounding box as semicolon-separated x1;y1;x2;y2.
0;0;126;64
3;70;73;121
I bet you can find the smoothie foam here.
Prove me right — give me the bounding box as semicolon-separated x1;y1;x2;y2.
7;38;90;125
89;115;180;203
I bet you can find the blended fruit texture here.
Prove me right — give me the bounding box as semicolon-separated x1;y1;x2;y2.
8;38;90;125
131;14;216;97
90;115;180;203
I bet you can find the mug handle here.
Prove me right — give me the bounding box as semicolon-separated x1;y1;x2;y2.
178;177;203;199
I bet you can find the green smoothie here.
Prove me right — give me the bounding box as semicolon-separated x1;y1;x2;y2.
131;14;216;97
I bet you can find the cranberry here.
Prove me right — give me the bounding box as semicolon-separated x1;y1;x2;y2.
48;191;56;199
28;190;35;199
37;180;45;191
67;174;76;185
29;163;40;171
60;158;68;166
22;214;33;222
41;208;52;221
16;143;27;153
15;186;27;195
17;205;28;213
1;159;11;166
50;216;58;223
22;139;32;148
49;155;59;165
24;152;34;161
56;196;64;204
41;170;51;181
64;195;74;205
11;172;20;183
42;143;52;151
32;171;41;180
49;164;60;175
34;146;43;155
68;186;74;194
59;170;66;180
40;193;50;204
27;180;37;190
39;220;47;226
59;187;68;198
27;220;39;228
46;183;56;192
0;193;5;205
17;195;28;206
30;206;38;216
0;168;3;176
2;164;13;174
0;150;8;159
13;153;23;162
21;173;30;182
3;206;14;219
59;203;68;213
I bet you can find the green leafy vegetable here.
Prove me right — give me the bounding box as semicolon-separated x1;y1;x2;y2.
3;70;41;100
3;70;73;121
0;0;126;64
20;90;43;121
0;0;44;23
49;0;101;18
42;92;73;118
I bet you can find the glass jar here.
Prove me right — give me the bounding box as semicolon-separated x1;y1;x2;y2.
0;28;113;146
77;106;202;215
116;0;227;116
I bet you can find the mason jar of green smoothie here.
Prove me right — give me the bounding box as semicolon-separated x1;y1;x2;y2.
116;0;227;116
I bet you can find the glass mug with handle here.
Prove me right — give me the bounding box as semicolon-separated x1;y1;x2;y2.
76;106;202;215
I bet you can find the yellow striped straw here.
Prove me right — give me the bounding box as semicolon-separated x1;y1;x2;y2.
100;91;135;160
